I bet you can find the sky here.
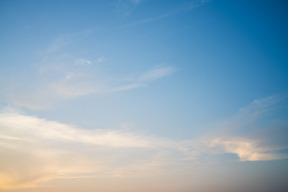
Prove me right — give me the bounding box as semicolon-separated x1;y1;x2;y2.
0;0;288;191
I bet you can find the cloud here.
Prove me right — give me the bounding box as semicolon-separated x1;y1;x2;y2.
0;108;196;189
74;59;92;65
1;31;176;110
118;0;211;29
0;95;287;189
138;66;175;82
207;137;288;161
201;0;212;3
131;0;142;3
5;64;175;110
118;12;175;29
46;30;91;53
199;95;288;161
106;66;176;92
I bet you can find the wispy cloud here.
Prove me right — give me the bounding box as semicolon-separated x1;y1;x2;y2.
0;108;195;189
1;95;287;189
206;137;288;161
199;95;288;161
106;66;176;92
2;33;176;110
118;0;212;29
138;66;175;82
118;12;175;29
6;64;175;110
46;30;91;53
74;59;92;65
131;0;142;4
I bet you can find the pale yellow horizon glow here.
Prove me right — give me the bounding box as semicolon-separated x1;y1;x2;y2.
0;106;287;191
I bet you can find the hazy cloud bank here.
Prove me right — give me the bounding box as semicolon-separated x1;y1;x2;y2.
0;108;194;189
1;96;287;189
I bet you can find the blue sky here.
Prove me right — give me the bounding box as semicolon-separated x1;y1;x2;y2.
0;0;288;191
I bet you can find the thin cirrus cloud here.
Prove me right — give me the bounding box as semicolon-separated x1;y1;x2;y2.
118;0;211;29
2;32;176;110
107;66;176;92
6;64;175;110
1;96;288;189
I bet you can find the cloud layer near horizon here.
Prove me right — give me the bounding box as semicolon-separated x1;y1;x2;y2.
1;96;288;189
0;108;195;189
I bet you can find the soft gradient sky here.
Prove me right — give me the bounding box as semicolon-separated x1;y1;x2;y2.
1;0;288;191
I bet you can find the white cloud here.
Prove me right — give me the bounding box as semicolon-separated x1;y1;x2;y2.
105;66;176;93
5;62;175;110
0;31;176;110
207;137;287;161
74;59;92;65
0;111;152;148
199;95;288;161
0;109;196;189
1;96;287;189
138;66;175;82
